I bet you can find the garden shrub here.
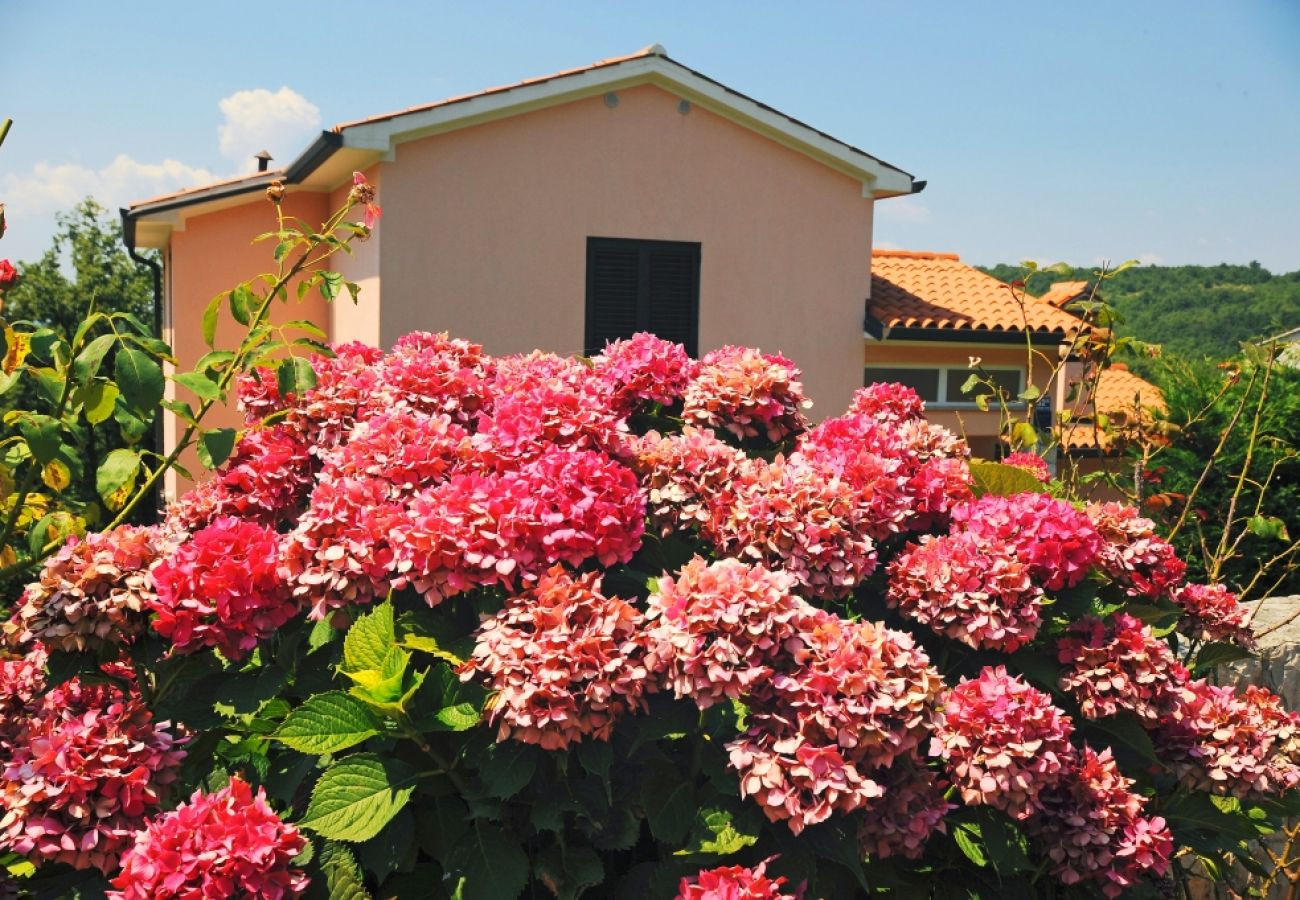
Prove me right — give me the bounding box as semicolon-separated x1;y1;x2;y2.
1;330;1297;898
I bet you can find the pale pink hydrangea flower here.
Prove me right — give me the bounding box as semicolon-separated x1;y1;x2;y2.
1002;451;1051;483
848;382;926;425
149;516;299;661
170;425;314;531
931;666;1074;820
463;567;652;750
1157;681;1300;798
682;345;810;443
856;759;954;860
887;531;1044;652
676;856;804;900
591;332;699;412
109;776;307;900
370;330;494;424
1027;746;1172;898
283;475;406;619
1056;614;1188;724
1173;582;1255;647
644;557;815;708
0;679;185;873
11;525;161;652
629;427;746;536
1086;501;1187;598
951;492;1101;591
708;456;877;601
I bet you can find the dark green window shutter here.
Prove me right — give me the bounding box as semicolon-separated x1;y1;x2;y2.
586;238;700;356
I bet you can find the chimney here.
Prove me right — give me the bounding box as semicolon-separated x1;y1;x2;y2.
254;150;273;173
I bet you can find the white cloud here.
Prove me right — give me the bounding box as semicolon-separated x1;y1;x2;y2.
875;196;932;225
2;155;218;217
218;86;320;171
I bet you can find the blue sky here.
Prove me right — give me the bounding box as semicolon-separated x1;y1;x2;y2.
4;1;1299;271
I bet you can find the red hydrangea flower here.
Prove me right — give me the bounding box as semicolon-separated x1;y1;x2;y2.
644;557;815;708
931;666;1074;819
676;856;804;900
371;331;494;425
283;476;405;619
171;425;314;531
320;409;468;494
149;517;298;660
729;615;944;833
1027;746;1172;898
1173;582;1255;647
591;332;699;412
473;351;627;462
109;776;307;900
1157;681;1300;798
1002;451;1051;483
888;531;1043;652
951;492;1101;591
630;427;745;536
0;679;185;873
0;646;46;749
683;345;810;443
463;567;651;750
1056;614;1188;723
856;758;954;860
12;525;161;652
708;456;877;600
1086;502;1186;598
849;382;926;425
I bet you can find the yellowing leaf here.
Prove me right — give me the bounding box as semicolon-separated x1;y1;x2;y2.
41;459;71;492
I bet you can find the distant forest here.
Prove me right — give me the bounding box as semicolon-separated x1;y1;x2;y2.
978;262;1300;360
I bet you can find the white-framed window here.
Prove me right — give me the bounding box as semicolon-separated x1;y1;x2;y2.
863;364;1024;408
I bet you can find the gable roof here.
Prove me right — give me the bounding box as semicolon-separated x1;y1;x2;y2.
867;250;1086;343
126;45;916;247
1060;363;1166;453
1039;280;1091;308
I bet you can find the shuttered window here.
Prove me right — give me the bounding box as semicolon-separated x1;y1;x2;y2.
586;238;700;357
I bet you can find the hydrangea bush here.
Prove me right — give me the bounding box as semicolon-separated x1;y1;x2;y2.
1;330;1295;898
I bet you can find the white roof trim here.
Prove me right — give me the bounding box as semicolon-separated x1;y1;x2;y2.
338;54;914;197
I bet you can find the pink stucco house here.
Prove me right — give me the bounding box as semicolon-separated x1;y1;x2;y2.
125;45;922;493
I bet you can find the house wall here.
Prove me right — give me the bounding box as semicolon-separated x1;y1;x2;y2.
165;193;330;500
379;83;875;415
328;167;382;346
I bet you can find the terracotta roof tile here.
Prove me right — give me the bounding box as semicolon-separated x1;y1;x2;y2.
1060;364;1165;451
869;250;1085;336
1039;280;1091;308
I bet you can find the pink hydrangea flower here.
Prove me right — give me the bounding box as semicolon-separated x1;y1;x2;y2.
729;615;944;834
888;531;1044;652
1027;746;1172;898
235;365;287;425
951;492;1101;591
283;475;405;618
1173;582;1255;647
170;425;314;531
1157;681;1300;798
708;456;877;600
109;776;307;900
12;525;161;652
463;567;652;750
931;666;1074;819
0;679;185;873
682;345;810;443
676;856;804;899
644;557;815;708
1086;502;1186;598
856;759;954;860
630;427;745;536
591;332;699;412
848;382;926;425
370;331;494;424
1056;614;1188;723
320;409;468;494
1002;451;1051;483
473;351;628;462
281;343;385;454
0;646;46;749
149;517;298;660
